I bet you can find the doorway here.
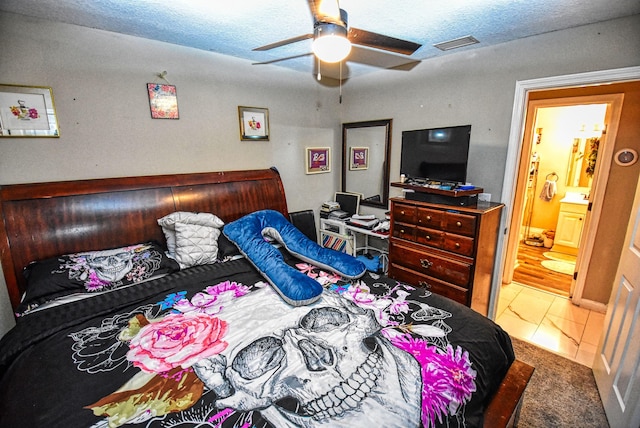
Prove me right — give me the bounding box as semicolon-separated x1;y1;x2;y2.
509;102;608;297
502;93;624;302
497;95;620;366
491;66;640;369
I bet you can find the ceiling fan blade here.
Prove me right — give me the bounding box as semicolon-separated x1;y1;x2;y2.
348;27;421;56
345;45;421;70
307;0;343;25
253;52;313;65
253;0;342;53
253;34;313;51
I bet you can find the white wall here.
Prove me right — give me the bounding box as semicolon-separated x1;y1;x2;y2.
0;14;343;198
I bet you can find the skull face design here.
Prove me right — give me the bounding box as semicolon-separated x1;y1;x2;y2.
193;288;422;427
85;248;135;283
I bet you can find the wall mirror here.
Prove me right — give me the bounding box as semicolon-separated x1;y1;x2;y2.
342;119;392;208
566;136;598;188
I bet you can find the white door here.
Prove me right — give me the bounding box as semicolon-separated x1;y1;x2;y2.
592;175;640;427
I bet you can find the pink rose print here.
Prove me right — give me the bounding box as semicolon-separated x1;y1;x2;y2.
128;312;228;373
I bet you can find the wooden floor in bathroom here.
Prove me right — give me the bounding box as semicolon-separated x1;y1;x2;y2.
513;242;573;296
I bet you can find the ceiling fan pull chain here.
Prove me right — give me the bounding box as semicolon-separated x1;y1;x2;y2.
339;61;343;104
317;57;322;81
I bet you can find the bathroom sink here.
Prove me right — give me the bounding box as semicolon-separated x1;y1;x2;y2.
560;192;589;205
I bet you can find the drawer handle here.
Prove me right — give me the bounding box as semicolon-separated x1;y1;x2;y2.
455;242;460;248
418;281;431;289
400;210;405;215
425;235;431;240
426;215;432;221
456;221;462;227
400;229;405;234
420;258;433;269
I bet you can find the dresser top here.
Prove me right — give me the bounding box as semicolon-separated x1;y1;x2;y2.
391;197;504;215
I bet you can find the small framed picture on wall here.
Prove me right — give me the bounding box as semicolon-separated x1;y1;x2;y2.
238;106;269;140
0;84;60;137
305;147;331;174
147;83;179;119
350;147;369;170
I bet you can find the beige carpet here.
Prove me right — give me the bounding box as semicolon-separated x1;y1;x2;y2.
541;259;575;275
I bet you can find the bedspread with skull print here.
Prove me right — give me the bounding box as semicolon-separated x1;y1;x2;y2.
0;255;514;428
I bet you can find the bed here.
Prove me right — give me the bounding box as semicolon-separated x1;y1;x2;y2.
0;168;532;428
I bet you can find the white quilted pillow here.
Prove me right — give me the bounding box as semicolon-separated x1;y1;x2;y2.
157;211;225;268
173;221;221;268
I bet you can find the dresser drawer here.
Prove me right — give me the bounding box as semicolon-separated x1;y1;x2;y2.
443;211;477;236
416;207;444;228
443;233;475;256
415;227;445;248
393;223;416;241
389;264;469;306
393;203;416;223
389;241;472;287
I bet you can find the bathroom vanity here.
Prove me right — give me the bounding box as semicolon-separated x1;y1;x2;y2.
552;193;589;255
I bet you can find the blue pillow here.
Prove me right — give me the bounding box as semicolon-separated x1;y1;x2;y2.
223;210;366;306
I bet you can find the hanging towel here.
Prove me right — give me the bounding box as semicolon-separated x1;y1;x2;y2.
539;179;557;201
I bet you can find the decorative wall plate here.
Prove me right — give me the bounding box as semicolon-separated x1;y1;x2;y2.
614;148;638;166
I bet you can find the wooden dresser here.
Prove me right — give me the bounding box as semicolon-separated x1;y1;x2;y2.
388;197;504;315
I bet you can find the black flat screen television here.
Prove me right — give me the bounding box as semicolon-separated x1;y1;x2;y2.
400;125;471;184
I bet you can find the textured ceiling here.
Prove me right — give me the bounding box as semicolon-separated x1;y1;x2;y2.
2;0;639;80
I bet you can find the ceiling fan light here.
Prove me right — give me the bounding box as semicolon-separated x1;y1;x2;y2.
312;23;351;63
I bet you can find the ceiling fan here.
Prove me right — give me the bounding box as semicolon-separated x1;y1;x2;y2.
252;0;422;74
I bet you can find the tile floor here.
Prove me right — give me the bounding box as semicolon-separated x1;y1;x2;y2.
495;281;605;367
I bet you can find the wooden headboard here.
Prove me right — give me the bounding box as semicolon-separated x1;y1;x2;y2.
0;168;288;312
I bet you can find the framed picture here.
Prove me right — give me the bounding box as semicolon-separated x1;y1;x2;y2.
147;83;179;119
238;106;269;140
350;147;369;170
0;84;60;137
306;147;331;174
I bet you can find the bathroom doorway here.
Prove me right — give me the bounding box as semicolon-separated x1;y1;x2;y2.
502;93;624;304
497;93;624;366
511;102;607;296
494;69;640;368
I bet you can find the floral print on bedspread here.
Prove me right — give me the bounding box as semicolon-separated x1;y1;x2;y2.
69;265;477;428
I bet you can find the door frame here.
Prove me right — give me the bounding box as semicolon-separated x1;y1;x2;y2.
488;65;640;319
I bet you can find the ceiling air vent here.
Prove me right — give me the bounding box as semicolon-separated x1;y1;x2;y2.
433;35;479;51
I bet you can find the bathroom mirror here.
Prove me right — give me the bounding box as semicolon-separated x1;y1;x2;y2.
342;119;392;208
566;137;597;187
